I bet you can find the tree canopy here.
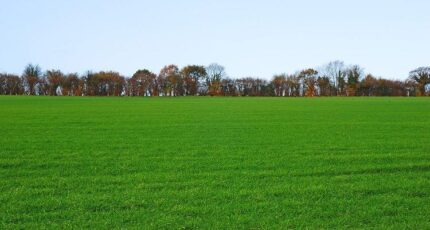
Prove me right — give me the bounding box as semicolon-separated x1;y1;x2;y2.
0;62;428;97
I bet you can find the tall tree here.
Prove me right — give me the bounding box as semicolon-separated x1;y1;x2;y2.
46;70;65;96
205;63;226;96
38;76;49;95
346;65;363;96
132;69;157;96
409;67;430;96
62;73;80;96
359;74;378;96
181;65;207;96
272;74;287;96
159;65;181;96
300;69;319;97
404;79;417;97
322;61;346;96
220;78;237;96
287;74;301;97
317;76;331;96
22;64;42;95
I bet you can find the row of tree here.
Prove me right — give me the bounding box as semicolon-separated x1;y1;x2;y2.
1;61;429;96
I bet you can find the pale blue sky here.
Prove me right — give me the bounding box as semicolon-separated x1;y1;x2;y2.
0;0;429;80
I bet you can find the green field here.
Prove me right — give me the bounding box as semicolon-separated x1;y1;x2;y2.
0;96;429;229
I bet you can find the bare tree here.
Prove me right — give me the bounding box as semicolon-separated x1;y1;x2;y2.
205;63;226;96
321;61;346;96
220;78;237;96
409;67;430;96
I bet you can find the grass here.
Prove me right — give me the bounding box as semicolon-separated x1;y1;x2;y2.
0;96;429;229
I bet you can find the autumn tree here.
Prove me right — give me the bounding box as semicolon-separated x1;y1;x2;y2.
300;69;318;97
181;65;207;96
22;64;42;95
0;62;425;97
46;70;65;96
159;65;181;96
359;74;378;96
62;73;81;96
97;71;125;96
81;71;125;96
272;74;287;96
132;69;157;96
0;73;23;95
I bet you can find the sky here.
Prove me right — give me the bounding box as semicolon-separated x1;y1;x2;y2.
0;0;429;80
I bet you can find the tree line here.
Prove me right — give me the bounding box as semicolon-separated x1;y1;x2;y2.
1;61;429;97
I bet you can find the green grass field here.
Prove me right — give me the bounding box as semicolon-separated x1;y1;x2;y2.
0;96;429;229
